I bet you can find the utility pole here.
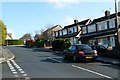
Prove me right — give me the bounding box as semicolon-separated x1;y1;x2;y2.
115;0;120;55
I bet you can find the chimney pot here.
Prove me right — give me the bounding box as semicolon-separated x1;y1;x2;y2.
105;10;110;17
74;19;78;24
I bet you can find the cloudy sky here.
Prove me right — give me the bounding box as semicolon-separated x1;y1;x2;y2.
1;0;119;39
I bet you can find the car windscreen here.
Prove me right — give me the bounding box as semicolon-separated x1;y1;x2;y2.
77;45;92;50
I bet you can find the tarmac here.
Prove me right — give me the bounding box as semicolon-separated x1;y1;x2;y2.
54;51;120;66
0;46;119;66
0;46;15;63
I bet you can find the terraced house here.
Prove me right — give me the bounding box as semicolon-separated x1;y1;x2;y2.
55;19;91;44
55;11;120;53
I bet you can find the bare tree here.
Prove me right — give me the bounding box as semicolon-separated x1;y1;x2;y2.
19;33;32;40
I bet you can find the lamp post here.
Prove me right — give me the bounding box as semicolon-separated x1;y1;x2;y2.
114;0;120;55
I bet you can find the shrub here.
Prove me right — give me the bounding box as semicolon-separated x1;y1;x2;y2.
52;38;72;51
25;40;35;47
5;39;24;45
35;40;46;48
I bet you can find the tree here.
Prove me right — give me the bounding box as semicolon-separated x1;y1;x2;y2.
34;28;44;41
0;20;7;45
19;33;32;41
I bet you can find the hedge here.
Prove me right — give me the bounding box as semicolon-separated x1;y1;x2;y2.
52;38;72;51
5;39;24;45
35;40;47;48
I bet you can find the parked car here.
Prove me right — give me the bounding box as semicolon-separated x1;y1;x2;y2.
63;44;98;62
89;44;107;54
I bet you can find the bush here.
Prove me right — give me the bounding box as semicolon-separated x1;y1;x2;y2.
25;40;35;47
35;40;46;48
52;38;72;51
5;39;24;45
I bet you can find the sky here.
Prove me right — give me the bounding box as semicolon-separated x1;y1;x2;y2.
1;0;120;39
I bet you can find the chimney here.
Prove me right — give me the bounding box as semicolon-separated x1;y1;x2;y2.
105;10;110;17
74;19;78;24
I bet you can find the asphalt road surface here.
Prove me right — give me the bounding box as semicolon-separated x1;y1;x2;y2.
2;46;120;80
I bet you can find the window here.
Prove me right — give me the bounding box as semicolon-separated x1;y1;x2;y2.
97;21;107;31
109;19;115;28
55;32;58;37
77;45;92;50
59;31;62;36
68;46;73;50
63;29;67;35
101;37;108;48
110;36;115;47
88;24;96;33
68;27;73;34
72;46;76;50
74;26;77;32
82;26;86;34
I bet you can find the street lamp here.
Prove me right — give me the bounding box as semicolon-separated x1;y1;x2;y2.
114;0;120;54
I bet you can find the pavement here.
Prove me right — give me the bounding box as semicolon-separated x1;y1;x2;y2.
0;46;15;63
0;46;119;66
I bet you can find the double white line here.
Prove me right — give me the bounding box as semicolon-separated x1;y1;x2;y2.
7;60;31;80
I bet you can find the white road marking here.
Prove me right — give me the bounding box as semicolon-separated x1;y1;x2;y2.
7;60;31;80
20;71;25;74
72;65;113;79
14;74;19;78
19;68;23;71
25;77;31;80
48;57;113;79
11;69;16;72
22;74;28;76
13;71;17;74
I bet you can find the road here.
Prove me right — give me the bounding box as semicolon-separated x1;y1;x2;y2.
2;46;120;80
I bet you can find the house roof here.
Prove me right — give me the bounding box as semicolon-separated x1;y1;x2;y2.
44;25;62;33
6;33;13;40
63;19;91;29
91;12;120;24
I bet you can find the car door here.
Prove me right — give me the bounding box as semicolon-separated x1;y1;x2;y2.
69;45;77;57
65;46;73;57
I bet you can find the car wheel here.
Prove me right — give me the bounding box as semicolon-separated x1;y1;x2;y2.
73;55;77;62
63;53;67;60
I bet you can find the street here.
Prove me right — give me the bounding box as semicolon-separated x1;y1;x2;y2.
2;46;120;80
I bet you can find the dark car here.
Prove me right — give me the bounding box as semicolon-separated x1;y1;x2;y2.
89;44;107;54
63;44;98;62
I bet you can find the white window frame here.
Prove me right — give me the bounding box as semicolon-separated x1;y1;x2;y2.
68;27;73;34
74;26;77;32
88;24;96;33
82;26;87;34
97;21;108;31
109;19;115;28
59;31;62;36
63;29;67;35
110;36;115;47
55;32;58;37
